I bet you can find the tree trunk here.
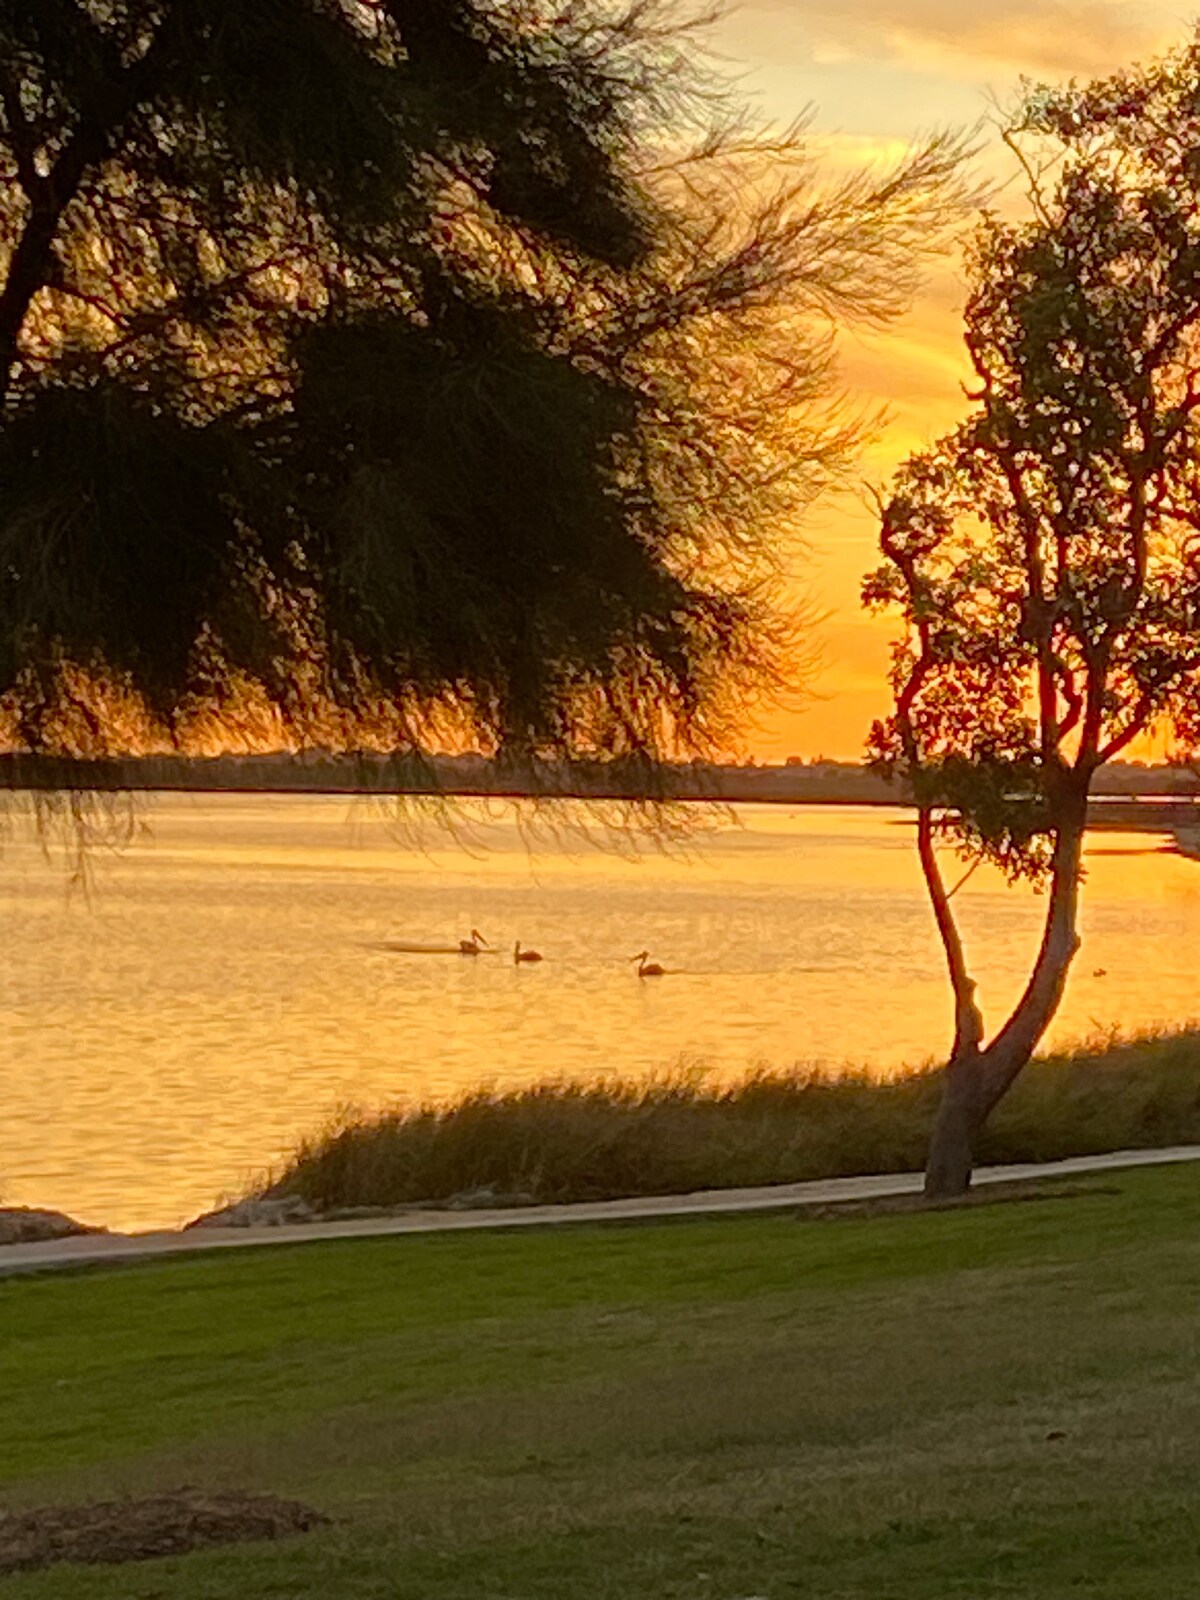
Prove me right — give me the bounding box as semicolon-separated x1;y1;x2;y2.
923;793;1088;1200
923;1054;981;1198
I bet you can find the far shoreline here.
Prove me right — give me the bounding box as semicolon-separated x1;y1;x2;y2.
3;771;1197;848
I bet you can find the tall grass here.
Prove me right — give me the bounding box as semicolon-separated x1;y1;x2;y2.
259;1029;1200;1212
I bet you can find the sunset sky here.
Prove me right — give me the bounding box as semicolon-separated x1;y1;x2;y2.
714;0;1188;760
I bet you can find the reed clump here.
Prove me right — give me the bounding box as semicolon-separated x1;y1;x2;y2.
259;1029;1200;1212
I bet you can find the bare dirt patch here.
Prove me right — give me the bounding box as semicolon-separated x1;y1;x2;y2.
0;1489;328;1576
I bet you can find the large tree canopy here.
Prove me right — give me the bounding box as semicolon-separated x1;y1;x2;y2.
866;38;1200;1195
0;0;968;761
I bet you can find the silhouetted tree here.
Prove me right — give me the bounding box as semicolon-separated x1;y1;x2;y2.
0;0;969;765
866;41;1200;1197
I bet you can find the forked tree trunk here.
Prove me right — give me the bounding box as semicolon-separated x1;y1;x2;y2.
923;793;1088;1200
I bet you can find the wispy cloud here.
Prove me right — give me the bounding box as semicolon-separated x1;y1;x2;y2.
717;0;1186;754
751;0;1180;79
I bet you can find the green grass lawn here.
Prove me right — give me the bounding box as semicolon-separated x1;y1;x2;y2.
3;1164;1200;1598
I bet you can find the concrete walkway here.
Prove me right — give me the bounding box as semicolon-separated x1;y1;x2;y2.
3;1144;1199;1277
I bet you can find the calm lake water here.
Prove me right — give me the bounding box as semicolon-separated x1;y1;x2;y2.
3;795;1199;1230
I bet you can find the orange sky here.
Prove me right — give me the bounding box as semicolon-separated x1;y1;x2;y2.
714;0;1187;759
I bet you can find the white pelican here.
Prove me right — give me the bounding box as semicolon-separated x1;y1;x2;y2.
459;929;488;955
514;941;544;964
631;951;665;977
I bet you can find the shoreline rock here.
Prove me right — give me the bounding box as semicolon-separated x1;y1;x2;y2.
185;1196;318;1230
183;1188;540;1230
0;1209;106;1246
441;1185;538;1211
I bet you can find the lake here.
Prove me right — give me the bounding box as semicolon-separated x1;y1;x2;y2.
2;795;1198;1230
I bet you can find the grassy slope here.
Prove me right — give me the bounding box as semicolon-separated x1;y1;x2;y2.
2;1164;1200;1599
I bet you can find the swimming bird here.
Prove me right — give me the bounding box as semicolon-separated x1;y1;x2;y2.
459;929;488;955
514;941;544;964
631;951;665;977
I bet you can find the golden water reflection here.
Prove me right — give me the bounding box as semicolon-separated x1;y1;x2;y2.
2;797;1197;1230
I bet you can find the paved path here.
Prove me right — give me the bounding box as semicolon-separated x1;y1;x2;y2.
3;1144;1199;1277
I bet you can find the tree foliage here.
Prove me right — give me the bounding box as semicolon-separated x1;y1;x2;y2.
865;38;1200;1191
0;0;969;761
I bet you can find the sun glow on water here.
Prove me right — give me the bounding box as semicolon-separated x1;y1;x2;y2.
2;794;1197;1230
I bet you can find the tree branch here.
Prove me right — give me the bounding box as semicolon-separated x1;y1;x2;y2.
0;78;42;201
918;808;985;1059
0;22;179;392
979;788;1086;1108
